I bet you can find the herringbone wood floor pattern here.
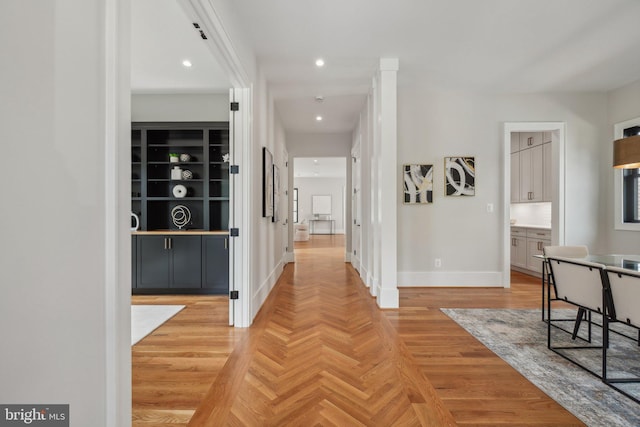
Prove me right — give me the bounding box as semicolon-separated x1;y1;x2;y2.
133;235;583;426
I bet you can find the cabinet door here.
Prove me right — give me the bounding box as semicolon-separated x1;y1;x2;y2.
519;132;543;150
203;236;229;294
511;236;527;269
510;133;520;153
138;236;170;288
511;152;520;203
519;148;532;201
530;144;543;202
526;239;549;273
543;142;552;202
169;236;202;289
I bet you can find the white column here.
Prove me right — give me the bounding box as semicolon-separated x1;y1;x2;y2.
376;58;399;308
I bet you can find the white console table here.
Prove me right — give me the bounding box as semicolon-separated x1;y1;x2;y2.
309;219;335;235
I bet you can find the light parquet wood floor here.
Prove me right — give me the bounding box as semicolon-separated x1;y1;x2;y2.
133;236;583;426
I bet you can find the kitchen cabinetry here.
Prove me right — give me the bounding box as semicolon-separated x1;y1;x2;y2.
510;228;527;269
510;227;551;276
137;235;201;289
133;233;229;294
203;235;230;294
510;131;552;203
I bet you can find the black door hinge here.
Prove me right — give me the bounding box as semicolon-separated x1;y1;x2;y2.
230;228;239;237
230;165;239;174
229;290;239;300
230;102;239;111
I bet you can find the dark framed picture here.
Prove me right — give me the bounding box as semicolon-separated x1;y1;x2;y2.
445;156;475;196
262;147;273;217
403;164;433;204
272;164;280;223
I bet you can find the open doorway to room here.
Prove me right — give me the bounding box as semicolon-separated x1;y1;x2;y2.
292;157;347;250
128;0;252;423
503;122;566;287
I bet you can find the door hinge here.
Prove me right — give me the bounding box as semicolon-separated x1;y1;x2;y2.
354;250;357;255
230;228;239;237
230;165;239;174
229;290;239;300
230;102;239;111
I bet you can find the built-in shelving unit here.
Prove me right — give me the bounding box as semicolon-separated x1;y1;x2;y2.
131;122;230;295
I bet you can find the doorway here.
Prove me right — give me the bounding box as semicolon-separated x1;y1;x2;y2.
503;122;566;287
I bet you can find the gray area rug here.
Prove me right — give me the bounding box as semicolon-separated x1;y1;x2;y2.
442;308;640;427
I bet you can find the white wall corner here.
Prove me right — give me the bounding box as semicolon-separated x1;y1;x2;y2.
397;271;503;287
376;285;399;309
344;251;351;262
251;260;284;320
284;251;295;263
379;58;399;71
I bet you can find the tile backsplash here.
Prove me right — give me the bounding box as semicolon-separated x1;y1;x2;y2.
510;202;551;227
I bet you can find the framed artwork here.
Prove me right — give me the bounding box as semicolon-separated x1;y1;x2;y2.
445;156;475;196
272;164;280;223
403;164;433;204
262;147;274;217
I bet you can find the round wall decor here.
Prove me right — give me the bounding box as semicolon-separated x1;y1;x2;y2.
172;184;187;198
171;205;191;229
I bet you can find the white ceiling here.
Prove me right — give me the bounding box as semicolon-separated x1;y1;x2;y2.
130;0;230;93
132;0;640;133
294;157;347;179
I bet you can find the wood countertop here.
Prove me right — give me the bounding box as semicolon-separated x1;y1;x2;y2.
132;230;229;236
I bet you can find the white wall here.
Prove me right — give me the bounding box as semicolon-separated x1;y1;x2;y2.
0;1;130;424
396;88;608;286
131;93;229;122
250;70;288;320
603;78;640;253
294;177;346;233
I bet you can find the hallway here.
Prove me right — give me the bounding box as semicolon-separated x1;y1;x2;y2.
133;235;581;425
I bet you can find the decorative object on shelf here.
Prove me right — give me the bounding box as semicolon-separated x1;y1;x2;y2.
171;205;191;229
171;166;183;180
272;164;280;223
172;184;187;198
222;153;230;163
262;147;274;217
131;212;140;231
169;153;179;163
403;164;433;204
181;169;193;180
445;156;475;196
179;153;191;162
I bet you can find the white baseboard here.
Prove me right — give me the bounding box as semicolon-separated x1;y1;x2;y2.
251;260;285;319
344;251;351;262
376;285;399;308
397;271;504;287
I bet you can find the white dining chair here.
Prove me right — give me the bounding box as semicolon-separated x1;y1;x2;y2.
546;256;607;377
542;245;589;324
602;266;640;403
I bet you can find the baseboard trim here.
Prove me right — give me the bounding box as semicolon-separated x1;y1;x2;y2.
398;271;504;287
252;260;285;319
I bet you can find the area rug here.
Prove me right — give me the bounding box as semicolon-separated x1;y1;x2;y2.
131;305;185;346
442;308;640;427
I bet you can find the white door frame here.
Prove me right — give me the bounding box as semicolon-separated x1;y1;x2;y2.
502;122;566;287
180;0;253;327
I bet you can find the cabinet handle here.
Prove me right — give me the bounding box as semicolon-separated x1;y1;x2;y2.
168;237;172;250
224;238;228;250
528;136;533;146
164;238;168;250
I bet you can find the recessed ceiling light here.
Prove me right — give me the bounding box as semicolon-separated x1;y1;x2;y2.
314;173;319;176
313;159;318;163
315;95;324;102
315;58;325;67
316;115;323;121
182;60;192;68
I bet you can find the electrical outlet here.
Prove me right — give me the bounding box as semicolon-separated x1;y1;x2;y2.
486;203;494;213
435;258;442;268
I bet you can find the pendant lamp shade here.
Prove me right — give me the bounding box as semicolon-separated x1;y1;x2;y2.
613;135;640;169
